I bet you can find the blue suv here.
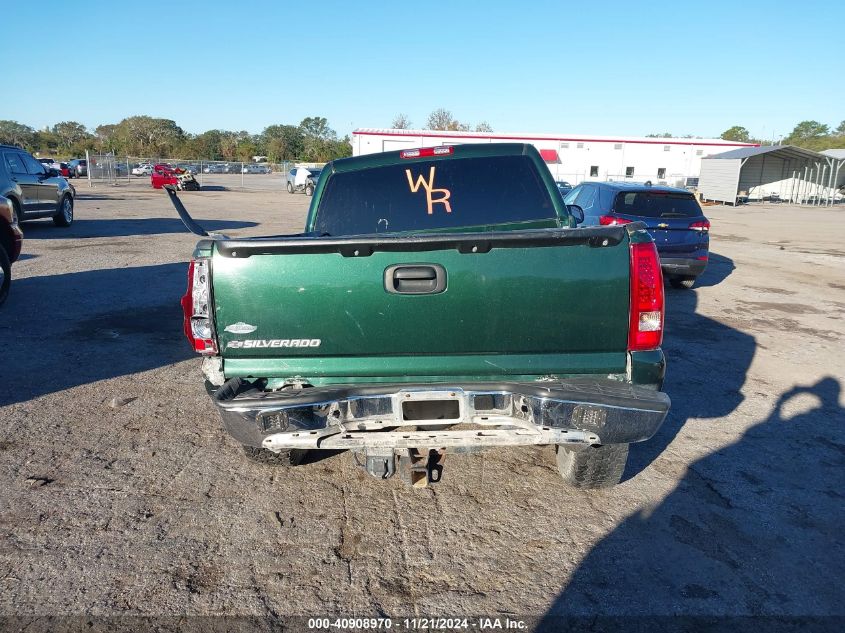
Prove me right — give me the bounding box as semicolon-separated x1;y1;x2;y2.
565;181;709;289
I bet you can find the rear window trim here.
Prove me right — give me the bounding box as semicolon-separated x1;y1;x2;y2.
312;154;559;236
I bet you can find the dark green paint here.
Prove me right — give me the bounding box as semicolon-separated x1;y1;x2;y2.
212;241;630;358
209;143;665;388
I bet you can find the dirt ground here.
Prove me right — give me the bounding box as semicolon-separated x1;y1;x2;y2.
0;184;843;626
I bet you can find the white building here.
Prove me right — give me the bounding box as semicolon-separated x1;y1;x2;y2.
352;128;757;188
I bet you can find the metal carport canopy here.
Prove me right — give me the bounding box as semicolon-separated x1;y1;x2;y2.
700;145;842;205
705;145;827;163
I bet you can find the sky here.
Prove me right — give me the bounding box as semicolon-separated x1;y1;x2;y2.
3;0;842;141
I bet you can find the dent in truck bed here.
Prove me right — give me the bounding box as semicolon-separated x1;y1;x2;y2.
175;143;669;488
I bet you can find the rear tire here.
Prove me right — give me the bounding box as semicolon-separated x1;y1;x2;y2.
242;444;306;467
286;181;294;194
669;276;696;289
556;443;628;489
53;195;73;227
0;246;10;307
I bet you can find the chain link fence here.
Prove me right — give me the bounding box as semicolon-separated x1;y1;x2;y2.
84;153;325;191
82;154;698;195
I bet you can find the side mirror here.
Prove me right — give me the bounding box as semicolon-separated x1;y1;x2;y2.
567;204;585;224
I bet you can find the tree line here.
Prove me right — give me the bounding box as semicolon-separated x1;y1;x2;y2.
720;120;845;151
0;116;352;163
5;113;840;161
635;120;845;151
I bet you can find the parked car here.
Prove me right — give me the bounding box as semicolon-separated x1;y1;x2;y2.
286;167;322;195
67;159;87;178
43;160;70;178
132;163;153;176
151;163;199;191
242;163;271;174
171;143;669;489
555;181;573;196
1;144;75;227
564;181;709;289
203;164;226;174
0;194;24;306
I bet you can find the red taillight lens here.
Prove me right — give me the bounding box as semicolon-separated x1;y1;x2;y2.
400;146;453;159
628;242;664;351
689;219;710;231
599;215;632;226
181;258;218;355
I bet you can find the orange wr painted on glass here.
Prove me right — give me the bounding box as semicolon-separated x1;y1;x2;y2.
405;166;452;215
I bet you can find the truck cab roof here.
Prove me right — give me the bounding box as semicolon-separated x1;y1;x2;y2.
307;143;569;235
324;142;537;174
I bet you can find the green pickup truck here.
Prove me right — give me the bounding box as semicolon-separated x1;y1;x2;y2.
174;143;669;488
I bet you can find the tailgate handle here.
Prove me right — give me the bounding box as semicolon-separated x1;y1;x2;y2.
385;264;447;295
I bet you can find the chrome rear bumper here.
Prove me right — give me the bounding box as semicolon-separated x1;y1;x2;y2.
210;378;670;452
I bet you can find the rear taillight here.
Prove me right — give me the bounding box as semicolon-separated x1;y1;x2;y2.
689;219;710;231
599;215;632;226
628;242;664;351
181;258;218;354
400;146;453;159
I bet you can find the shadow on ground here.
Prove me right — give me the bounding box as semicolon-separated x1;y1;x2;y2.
537;252;845;628
625;252;751;479
539;377;844;628
694;252;735;288
0;263;192;406
72;195;130;201
19;217;257;239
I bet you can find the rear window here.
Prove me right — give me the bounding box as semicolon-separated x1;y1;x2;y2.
613;191;701;218
314;155;556;235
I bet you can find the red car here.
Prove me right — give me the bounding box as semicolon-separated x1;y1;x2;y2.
150;163;180;189
151;164;199;191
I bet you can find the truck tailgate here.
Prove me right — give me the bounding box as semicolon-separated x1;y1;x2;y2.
211;228;631;376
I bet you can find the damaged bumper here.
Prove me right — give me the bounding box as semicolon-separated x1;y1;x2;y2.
210;378;670;452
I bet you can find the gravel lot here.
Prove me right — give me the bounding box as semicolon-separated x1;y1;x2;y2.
0;185;843;625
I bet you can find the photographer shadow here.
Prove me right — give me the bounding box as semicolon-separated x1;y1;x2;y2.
539;377;845;626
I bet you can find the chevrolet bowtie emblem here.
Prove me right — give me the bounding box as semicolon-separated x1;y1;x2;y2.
657;223;669;229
